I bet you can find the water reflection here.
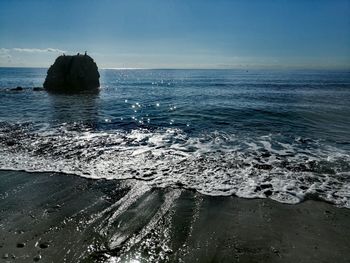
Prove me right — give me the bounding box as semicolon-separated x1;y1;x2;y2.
48;92;99;127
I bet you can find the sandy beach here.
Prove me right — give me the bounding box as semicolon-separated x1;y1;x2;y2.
1;170;349;262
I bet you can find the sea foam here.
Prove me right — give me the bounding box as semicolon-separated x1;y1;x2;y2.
1;122;349;208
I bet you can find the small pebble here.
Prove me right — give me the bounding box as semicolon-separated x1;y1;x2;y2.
39;242;50;249
271;246;279;254
3;253;9;259
33;254;42;261
16;242;26;248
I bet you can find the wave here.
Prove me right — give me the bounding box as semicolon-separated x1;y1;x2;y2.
0;122;349;208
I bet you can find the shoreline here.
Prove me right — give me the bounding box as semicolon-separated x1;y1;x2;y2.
1;170;350;262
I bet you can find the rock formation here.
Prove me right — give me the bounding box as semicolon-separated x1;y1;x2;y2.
11;86;23;91
44;54;100;93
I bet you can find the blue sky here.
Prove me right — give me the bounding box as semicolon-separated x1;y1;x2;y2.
0;0;349;69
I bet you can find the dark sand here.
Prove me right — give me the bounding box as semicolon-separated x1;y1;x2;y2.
0;170;349;262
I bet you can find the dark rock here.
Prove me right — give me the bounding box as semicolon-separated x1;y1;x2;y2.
33;87;44;91
271;246;280;254
11;86;23;91
33;254;42;261
39;242;50;249
16;242;25;248
44;54;100;93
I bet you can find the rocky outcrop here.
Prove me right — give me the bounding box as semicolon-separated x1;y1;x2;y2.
44;54;100;93
11;86;23;91
33;87;44;91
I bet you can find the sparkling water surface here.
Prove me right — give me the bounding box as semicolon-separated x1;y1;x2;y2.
1;68;350;207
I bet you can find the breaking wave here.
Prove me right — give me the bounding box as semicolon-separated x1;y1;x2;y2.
1;121;349;208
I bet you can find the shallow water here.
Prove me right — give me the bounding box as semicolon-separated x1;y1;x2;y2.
0;68;350;207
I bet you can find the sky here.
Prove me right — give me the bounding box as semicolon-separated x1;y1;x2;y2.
0;0;350;69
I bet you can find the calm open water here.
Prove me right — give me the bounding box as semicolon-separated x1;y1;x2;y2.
0;68;350;207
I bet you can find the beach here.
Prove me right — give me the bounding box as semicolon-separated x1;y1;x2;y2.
1;170;349;262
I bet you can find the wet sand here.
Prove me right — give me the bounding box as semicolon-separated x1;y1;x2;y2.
0;170;349;262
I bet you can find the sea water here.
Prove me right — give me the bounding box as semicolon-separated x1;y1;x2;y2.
0;68;349;207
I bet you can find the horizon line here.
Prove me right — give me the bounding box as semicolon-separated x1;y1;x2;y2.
0;66;349;72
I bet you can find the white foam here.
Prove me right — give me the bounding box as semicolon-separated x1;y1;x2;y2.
0;123;349;208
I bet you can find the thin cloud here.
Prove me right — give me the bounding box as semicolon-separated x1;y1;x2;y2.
0;47;66;53
13;48;66;53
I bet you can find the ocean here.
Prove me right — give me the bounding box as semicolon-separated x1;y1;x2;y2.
1;67;350;208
